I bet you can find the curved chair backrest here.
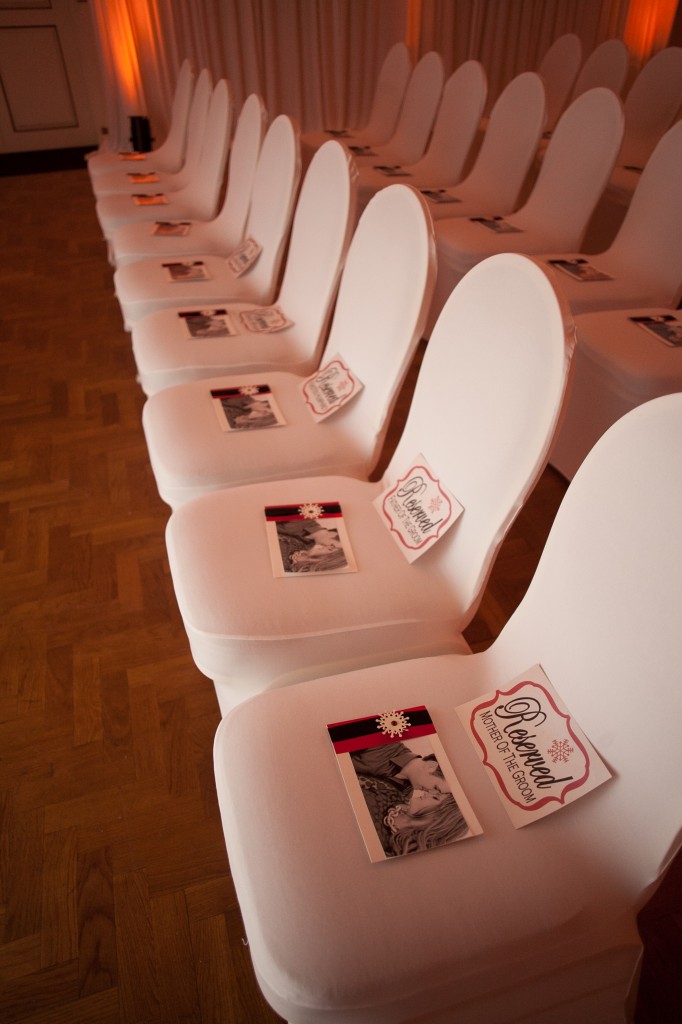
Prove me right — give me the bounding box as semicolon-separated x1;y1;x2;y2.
519;87;624;249
385;252;575;624
537;32;583;131
318;184;437;470
275;140;357;366
409;60;487;184
380;51;445;165
164;66;213;189
458;71;546;212
150;58;196;172
361;41;413;144
494;392;682;890
606;120;682;308
212;93;268;247
571;38;630;100
238;114;302;306
171;78;233;221
619;46;682;169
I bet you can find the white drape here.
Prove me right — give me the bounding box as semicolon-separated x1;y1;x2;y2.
88;0;651;152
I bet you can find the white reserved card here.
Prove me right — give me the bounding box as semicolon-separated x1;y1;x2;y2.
456;664;612;828
237;306;293;333
374;456;463;562
226;237;262;276
300;355;363;421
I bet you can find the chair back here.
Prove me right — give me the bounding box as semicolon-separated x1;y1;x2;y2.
237;114;302;305
457;71;546;212
212;93;268;248
408;60;487;185
316;184;437;471
493;392;682;899
571;38;630;100
361;41;413;144
150;58;196;172
518;87;624;249
274;140;358;367
170;78;233;221
606;120;682;308
164;66;213;189
537;33;583;131
379;51;445;165
385;252;575;624
619;46;682;169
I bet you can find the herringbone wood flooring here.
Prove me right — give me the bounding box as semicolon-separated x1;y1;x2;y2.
0;166;679;1023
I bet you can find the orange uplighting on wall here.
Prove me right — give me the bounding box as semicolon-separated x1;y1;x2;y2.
107;1;146;111
406;0;422;59
623;0;678;62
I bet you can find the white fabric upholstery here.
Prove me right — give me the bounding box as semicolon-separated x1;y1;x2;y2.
130;135;346;396
536;33;582;132
109;94;267;270
550;307;682;480
423;71;546;222
95;75;230;241
300;41;412;164
116;114;301;330
165;253;575;707
141;184;436;508
352;51;445;168
213;392;682;1024
87;59;195;179
540;120;682;316
354;60;487;218
427;87;624;335
571;38;630;101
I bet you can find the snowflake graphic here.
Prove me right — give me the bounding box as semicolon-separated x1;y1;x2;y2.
428;495;443;515
376;710;411;738
298;502;324;520
239;385;260;396
548;738;574;764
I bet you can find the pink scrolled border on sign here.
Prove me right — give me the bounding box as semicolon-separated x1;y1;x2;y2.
381;463;454;551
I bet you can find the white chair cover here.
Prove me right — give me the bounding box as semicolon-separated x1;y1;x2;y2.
213;393;682;1024
550;306;682;480
130;134;342;396
427;87;624;335
540;120;682;316
141;183;435;508
109;94;267;269
96;75;230;241
352;51;445;168
164;253;574;709
423;71;546;222
570;38;630;100
115;113;301;330
354;61;487;218
87;59;195;178
300;42;412;164
536;33;583;132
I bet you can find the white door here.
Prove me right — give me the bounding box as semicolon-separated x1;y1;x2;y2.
0;0;103;153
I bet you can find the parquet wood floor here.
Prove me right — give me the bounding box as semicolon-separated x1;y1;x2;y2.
0;167;679;1023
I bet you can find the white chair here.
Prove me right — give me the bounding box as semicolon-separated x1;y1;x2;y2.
422;71;546;222
300;41;412;164
213;391;682;1024
129;134;340;397
536;33;583;133
115;113;301;330
140;183;435;508
426;87;624;335
109;94;267;269
95;76;230;243
571;38;630;100
584;46;682;251
353;60;487;219
165;252;575;711
540;119;682;315
550;305;682;480
349;51;445;168
91;68;223;199
87;59;195;179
